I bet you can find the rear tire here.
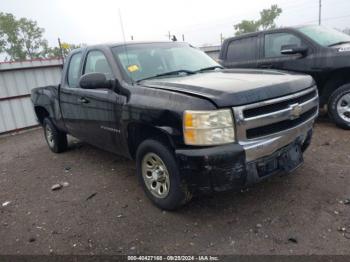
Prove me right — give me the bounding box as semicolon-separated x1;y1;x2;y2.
328;84;350;130
43;118;68;153
136;139;191;210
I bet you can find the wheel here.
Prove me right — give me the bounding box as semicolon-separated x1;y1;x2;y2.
328;84;350;130
136;139;191;210
43;118;68;153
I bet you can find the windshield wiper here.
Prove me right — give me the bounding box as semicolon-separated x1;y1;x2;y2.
328;41;350;47
136;70;195;82
195;66;223;73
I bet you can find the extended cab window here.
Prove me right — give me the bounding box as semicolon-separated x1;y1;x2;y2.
226;37;258;61
67;52;82;88
264;33;302;58
83;50;113;80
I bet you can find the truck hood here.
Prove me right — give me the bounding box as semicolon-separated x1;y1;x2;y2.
140;69;315;107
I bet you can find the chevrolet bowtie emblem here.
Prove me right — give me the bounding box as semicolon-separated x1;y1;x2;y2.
290;104;302;119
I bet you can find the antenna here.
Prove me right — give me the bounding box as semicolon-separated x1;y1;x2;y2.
118;9;133;83
318;0;322;25
118;9;127;45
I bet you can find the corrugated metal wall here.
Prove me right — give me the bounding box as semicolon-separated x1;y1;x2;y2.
0;48;218;135
0;59;63;134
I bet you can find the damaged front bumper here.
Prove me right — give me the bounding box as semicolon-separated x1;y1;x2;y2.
176;122;314;195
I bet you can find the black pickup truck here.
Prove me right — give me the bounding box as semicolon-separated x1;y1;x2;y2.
31;42;318;210
220;25;350;129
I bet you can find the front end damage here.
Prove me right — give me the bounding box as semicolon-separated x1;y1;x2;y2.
176;86;318;195
176;129;313;195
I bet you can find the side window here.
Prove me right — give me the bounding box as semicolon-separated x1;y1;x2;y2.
226;37;258;62
67;52;82;88
83;50;113;80
264;33;302;58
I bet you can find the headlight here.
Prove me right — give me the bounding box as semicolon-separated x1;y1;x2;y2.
183;109;235;145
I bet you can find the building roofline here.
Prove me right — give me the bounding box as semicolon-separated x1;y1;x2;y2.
0;57;63;65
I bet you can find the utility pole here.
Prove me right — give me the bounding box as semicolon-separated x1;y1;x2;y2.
167;31;171;40
319;0;322;25
58;37;64;64
182;34;185;42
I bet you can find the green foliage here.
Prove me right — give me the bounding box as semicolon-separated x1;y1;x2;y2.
0;12;24;60
18;17;49;59
0;12;48;60
234;5;282;36
0;12;81;61
259;5;282;30
46;43;83;58
234;20;261;36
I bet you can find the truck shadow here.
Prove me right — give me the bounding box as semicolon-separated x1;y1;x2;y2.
63;135;303;217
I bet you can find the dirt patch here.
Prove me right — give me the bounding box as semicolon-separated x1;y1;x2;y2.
0;120;349;255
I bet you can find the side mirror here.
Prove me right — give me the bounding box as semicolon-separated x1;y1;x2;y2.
79;73;112;89
280;45;308;56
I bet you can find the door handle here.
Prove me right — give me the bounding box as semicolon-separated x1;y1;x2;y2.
78;97;90;104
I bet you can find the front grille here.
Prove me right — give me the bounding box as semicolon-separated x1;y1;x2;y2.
232;86;319;140
246;107;318;139
243;90;317;118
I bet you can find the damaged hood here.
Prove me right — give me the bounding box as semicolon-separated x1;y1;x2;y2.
140;69;315;107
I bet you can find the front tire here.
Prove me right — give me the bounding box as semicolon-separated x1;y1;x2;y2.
43;118;68;153
328;84;350;130
136;139;191;210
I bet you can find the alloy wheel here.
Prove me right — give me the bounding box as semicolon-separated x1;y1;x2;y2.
141;152;170;199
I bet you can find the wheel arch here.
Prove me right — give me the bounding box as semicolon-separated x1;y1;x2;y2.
127;123;176;160
320;68;350;106
34;106;50;125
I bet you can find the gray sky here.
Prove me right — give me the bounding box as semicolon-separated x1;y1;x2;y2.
1;0;350;47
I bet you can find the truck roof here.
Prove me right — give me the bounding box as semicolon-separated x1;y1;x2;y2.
223;25;316;40
73;41;187;52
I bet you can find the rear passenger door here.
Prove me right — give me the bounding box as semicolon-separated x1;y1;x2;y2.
222;36;259;68
258;31;308;71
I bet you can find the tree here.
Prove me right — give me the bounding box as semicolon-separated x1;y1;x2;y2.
0;13;24;60
17;17;49;59
234;5;282;36
0;12;48;60
0;12;82;61
46;42;83;58
234;20;260;36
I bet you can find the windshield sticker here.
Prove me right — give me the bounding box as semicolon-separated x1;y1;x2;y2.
127;64;139;72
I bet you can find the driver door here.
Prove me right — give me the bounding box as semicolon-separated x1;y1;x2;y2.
78;49;124;153
258;32;309;71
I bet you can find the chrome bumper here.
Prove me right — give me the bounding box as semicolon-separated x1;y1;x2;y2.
232;86;319;162
240;116;315;162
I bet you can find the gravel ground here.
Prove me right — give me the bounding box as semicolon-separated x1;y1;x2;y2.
0;119;349;255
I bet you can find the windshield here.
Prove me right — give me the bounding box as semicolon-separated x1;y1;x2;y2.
297;25;350;47
112;42;219;82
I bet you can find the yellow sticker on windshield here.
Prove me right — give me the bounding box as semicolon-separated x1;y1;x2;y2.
127;64;139;72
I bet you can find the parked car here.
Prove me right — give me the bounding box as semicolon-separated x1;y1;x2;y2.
220;25;350;129
31;41;318;210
